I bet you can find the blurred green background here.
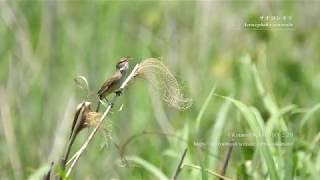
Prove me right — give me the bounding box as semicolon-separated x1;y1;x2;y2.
1;0;320;179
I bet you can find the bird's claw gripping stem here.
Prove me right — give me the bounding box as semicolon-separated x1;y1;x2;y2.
115;90;122;96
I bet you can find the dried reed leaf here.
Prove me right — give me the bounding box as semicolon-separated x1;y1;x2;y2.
72;102;101;135
74;76;89;96
136;58;192;110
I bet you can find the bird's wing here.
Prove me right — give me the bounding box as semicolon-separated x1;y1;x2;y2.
97;71;122;98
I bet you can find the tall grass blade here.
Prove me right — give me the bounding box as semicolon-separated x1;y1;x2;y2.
251;107;280;179
299;103;320;128
195;84;216;136
27;164;50;180
251;64;287;132
217;95;279;179
208;99;232;169
126;156;169;180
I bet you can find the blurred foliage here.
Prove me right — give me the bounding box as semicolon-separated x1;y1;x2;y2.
0;0;320;179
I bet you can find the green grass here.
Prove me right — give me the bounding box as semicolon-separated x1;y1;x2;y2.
0;1;320;179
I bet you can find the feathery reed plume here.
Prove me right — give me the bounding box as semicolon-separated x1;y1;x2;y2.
135;58;192;110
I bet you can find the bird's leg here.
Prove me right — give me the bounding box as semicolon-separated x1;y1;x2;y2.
104;97;114;107
104;97;110;104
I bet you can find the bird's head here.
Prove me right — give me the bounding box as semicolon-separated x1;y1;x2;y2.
116;57;130;72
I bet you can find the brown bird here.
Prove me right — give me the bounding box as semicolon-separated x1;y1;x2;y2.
96;57;130;111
